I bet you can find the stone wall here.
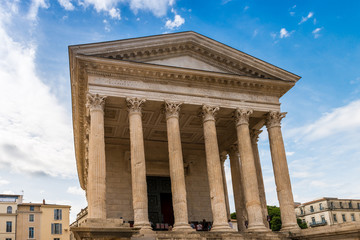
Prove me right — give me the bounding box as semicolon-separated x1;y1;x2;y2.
105;143;213;223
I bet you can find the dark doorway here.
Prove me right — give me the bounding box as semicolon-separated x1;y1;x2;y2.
147;176;174;229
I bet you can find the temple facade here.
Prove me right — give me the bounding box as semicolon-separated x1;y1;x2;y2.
69;32;301;239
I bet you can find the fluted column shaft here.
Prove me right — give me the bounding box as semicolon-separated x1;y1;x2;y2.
250;129;269;228
87;93;107;219
220;153;231;221
235;109;267;231
126;97;151;230
202;105;232;232
164;102;192;231
266;111;299;232
228;147;247;232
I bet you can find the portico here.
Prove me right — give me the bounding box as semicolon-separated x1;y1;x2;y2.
69;32;301;238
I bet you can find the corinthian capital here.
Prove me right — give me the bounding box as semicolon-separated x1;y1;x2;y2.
86;93;106;112
234;108;253;126
265;111;287;129
126;97;146;114
201;105;220;122
164;101;182;119
250;129;263;144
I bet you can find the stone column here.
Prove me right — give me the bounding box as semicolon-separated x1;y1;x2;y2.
164;101;193;231
235;109;267;231
250;129;269;228
220;153;231;221
126;97;151;231
266;111;299;232
86;93;107;219
228;146;248;232
201;105;233;231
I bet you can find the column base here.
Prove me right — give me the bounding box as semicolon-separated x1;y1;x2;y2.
211;223;236;232
134;222;153;234
247;223;270;232
173;223;195;232
280;223;301;233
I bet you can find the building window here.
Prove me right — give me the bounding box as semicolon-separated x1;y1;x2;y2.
349;202;353;208
51;223;62;234
29;227;34;238
54;209;62;220
358;203;360;209
333;214;337;222
330;202;334;208
7;206;12;214
30;205;34;211
54;238;60;240
300;208;304;215
310;206;314;212
6;238;12;240
351;214;355;221
311;217;316;224
342;214;346;222
321;215;325;223
340;202;343;208
6;221;12;232
29;214;34;222
319;203;323;210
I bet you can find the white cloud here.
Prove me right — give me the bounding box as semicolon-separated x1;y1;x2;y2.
78;0;174;19
58;0;74;10
67;186;85;196
286;151;295;156
289;12;295;16
290;100;360;142
0;2;76;178
2;190;15;194
299;11;314;24
312;27;323;38
165;14;184;29
28;0;49;20
280;28;292;38
0;179;10;186
108;7;121;19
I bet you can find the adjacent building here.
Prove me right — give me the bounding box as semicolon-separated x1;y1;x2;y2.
16;202;71;240
0;194;23;240
295;198;360;227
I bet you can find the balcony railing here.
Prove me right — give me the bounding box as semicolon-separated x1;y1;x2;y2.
310;220;327;227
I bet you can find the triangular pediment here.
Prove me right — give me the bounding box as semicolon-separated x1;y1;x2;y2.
145;55;231;73
70;31;301;81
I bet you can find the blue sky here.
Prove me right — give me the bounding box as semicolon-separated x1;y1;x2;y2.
0;0;359;222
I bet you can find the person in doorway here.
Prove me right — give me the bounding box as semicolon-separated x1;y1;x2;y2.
196;222;202;231
245;220;249;229
228;219;233;229
202;219;208;231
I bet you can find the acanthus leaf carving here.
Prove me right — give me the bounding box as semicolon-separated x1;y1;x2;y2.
266;111;287;129
86;93;106;112
234;108;253;126
126;97;146;114
164;101;182;119
250;129;263;144
201;105;220;122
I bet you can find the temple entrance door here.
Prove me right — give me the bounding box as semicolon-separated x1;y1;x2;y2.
147;176;174;229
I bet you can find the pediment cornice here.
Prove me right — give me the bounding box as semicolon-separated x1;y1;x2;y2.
69;31;301;82
77;55;295;97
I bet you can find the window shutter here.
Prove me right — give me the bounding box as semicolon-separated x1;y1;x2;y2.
60;209;62;220
51;223;54;234
60;223;62;234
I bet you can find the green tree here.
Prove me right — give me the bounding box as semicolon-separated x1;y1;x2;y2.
297;218;308;229
267;205;308;231
267;205;282;231
230;212;236;219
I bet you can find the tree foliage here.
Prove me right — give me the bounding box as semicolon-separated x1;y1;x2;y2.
230;212;236;219
267;205;307;231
